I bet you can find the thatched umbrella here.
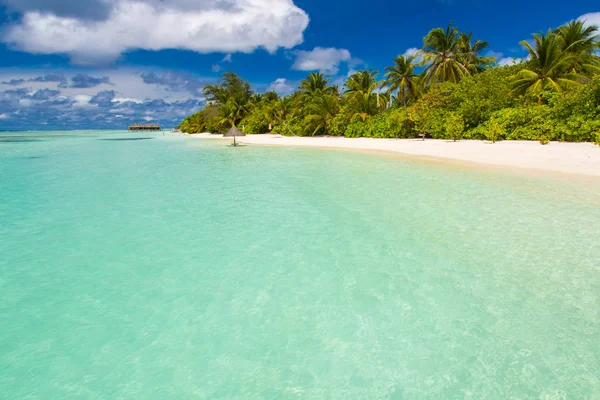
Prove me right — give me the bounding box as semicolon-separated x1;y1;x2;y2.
223;126;245;146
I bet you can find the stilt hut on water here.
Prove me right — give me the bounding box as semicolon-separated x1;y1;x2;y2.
128;123;161;131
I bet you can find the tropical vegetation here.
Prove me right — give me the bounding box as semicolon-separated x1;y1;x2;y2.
179;21;600;144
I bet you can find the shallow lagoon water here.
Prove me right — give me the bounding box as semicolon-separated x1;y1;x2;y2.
1;130;599;399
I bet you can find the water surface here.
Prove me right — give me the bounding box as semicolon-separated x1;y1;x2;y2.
1;130;599;399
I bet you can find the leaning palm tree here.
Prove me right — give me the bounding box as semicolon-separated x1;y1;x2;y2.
555;20;600;75
510;30;588;100
457;32;496;73
420;22;470;84
383;55;419;107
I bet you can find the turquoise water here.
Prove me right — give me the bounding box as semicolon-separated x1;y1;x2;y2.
1;130;599;399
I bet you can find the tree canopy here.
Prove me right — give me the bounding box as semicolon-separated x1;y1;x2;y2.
180;20;600;145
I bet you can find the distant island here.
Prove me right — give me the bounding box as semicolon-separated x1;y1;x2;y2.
179;21;600;146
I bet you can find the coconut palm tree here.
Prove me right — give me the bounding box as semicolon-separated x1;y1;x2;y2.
299;72;335;97
555;20;600;75
262;91;280;103
344;70;385;121
383;55;419;107
218;96;248;128
510;30;588;100
420;22;469;84
304;94;339;135
457;32;496;73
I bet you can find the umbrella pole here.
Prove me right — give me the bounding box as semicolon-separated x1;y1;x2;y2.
233;136;237;146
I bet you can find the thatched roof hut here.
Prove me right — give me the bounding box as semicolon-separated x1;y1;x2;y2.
128;123;161;131
223;126;245;137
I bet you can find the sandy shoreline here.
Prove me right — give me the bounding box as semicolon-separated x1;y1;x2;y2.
183;132;600;178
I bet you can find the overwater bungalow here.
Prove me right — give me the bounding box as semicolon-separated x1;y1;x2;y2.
128;123;161;131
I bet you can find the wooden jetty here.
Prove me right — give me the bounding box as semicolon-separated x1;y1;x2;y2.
128;123;161;131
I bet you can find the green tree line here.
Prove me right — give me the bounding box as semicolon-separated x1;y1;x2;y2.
179;21;600;144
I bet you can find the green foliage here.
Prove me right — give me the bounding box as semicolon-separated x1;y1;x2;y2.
239;106;270;134
539;135;550;145
179;104;221;134
344;120;368;138
486;118;504;143
271;117;304;136
328;113;349;136
446;112;465;141
180;21;600;144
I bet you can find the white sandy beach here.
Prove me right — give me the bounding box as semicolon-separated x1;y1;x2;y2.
185;132;600;178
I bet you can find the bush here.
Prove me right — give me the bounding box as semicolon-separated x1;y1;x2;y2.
539;135;550;145
240;107;269;134
328;113;348;136
344;120;368;138
486;119;504;143
446;112;465;141
271;117;304;136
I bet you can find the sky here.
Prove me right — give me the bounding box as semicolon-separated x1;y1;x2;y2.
0;0;598;130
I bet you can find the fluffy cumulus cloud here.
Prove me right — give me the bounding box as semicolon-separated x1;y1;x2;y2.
2;0;309;64
401;47;423;63
498;57;524;66
267;78;295;95
292;47;352;75
578;12;600;27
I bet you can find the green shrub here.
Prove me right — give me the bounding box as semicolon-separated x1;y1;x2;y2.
271;116;304;136
328;113;349;136
539;135;550;145
486;119;504;143
344;120;368;138
240;107;269;134
446;112;465;141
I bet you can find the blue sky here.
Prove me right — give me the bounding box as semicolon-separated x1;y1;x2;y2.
0;0;598;130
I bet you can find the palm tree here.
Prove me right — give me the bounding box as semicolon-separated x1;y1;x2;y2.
510;30;588;100
457;32;495;73
555;20;600;75
262;91;280;103
383;55;419;107
219;96;248;128
304;94;339;135
299;72;335;96
344;70;384;121
420;22;469;84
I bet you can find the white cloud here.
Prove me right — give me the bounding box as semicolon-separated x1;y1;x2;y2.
267;78;294;95
211;64;222;73
498;57;524;66
72;94;93;108
222;54;233;63
486;50;503;61
0;113;9;120
578;12;600;27
403;47;422;63
3;0;309;65
292;47;352;75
